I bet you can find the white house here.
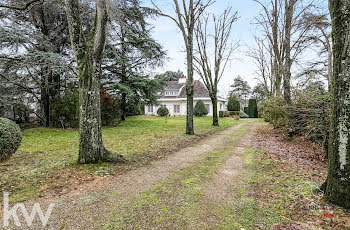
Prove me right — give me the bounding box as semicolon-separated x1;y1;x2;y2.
145;77;227;116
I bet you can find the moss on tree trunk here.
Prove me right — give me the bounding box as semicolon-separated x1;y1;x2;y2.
65;0;123;164
325;0;350;209
77;57;110;163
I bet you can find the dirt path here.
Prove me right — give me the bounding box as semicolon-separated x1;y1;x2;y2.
4;119;257;230
192;122;256;229
202;129;252;204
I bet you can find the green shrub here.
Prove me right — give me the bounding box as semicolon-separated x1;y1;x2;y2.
286;92;330;147
219;111;224;118
101;89;120;126
14;103;31;123
157;107;169;116
50;89;79;128
248;99;258;118
261;97;287;127
261;88;330;149
227;95;240;111
51;88;121;128
244;107;248;114
240;111;249;118
194;100;208;117
126;101;142;116
0;103;31;124
0;118;22;161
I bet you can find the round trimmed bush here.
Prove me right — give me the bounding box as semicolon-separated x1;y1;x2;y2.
0;118;22;161
194;100;208;117
157;107;169;116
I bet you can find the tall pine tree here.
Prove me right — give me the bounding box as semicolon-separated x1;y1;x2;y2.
104;0;166;121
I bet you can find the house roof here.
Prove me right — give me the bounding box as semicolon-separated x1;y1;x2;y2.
177;80;209;98
159;80;226;101
163;81;185;90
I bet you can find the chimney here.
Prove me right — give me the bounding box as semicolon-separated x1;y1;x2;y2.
178;75;186;84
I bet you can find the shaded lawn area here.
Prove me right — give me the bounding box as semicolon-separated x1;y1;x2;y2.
0;116;240;202
249;121;350;230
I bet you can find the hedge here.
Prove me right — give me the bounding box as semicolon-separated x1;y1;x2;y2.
248;99;258;118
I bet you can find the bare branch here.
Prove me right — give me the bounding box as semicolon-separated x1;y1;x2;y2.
194;7;238;98
0;0;43;11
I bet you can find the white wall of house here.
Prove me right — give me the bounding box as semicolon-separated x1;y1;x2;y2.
145;99;226;116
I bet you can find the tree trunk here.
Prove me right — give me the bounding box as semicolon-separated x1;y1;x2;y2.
272;0;282;97
78;57;111;163
283;0;293;104
65;0;122;164
121;92;127;121
274;62;282;96
120;30;127;121
325;0;350;209
186;37;194;135
211;96;219;126
40;74;50;127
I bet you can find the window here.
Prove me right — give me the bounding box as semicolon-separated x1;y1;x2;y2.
174;105;180;113
148;105;153;113
166;91;175;96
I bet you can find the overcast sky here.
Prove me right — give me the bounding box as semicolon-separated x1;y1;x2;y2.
142;0;265;95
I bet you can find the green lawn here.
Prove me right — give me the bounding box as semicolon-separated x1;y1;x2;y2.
0;116;239;202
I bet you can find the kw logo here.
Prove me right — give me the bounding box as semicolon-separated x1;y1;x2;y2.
2;192;55;227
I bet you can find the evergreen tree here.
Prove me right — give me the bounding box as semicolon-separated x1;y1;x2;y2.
230;76;251;106
194;100;208;117
227;95;240;111
0;1;76;126
155;70;184;82
104;0;166;121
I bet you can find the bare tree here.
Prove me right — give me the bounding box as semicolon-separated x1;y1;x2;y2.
303;12;332;91
194;8;238;126
283;0;316;104
247;36;274;97
152;0;212;134
253;0;285;97
253;0;316;103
